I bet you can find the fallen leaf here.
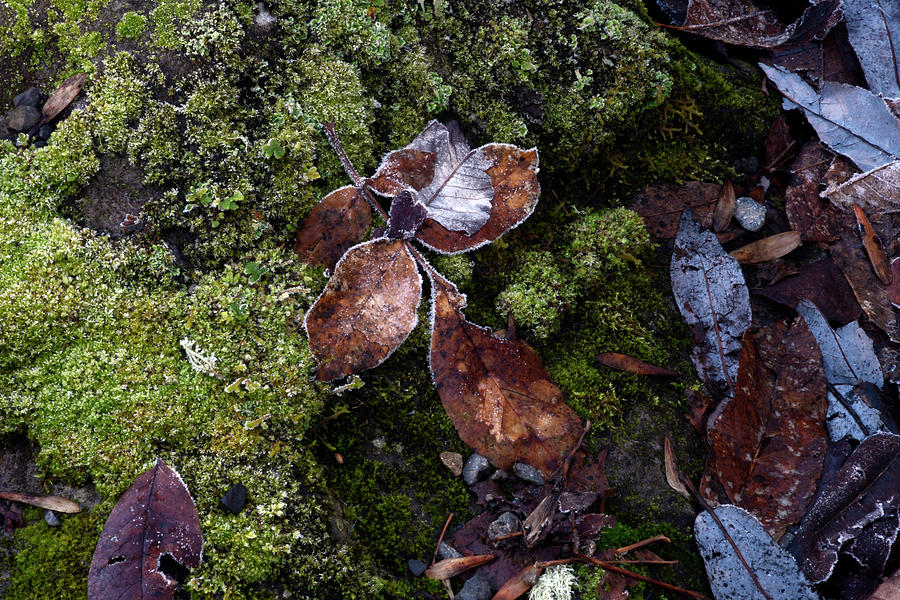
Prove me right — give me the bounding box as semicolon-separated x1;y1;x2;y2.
870;566;900;600
677;0;790;48
566;449;613;497
88;459;203;600
629;182;740;242
831;235;900;341
491;564;543;600
788;433;900;584
845;510;900;577
429;270;583;477
0;491;81;513
663;437;690;501
305;239;422;381
695;505;819;600
522;492;556;548
557;491;598;514
760;63;900;171
701;317;828;540
294;186;372;271
757;258;861;325
842;0;900;98
386;189;428;240
575;513;616;539
0;500;24;533
889;257;900;308
40;72;86;124
769;23;866;89
425;554;496;579
684;388;715;435
670;209;751;396
595;352;678;376
854;204;892;285
824;160;900;216
784;142;849;242
729;231;801;264
712;180;736;232
764;115;796;170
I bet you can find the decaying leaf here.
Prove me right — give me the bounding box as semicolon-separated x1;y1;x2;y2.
694;505;819;600
425;554;496;579
595;352;678;377
831;235;900;341
784;143;849;242
663;437;690;501
40;72;86;125
677;0;791;48
429;271;583;477
889;257;900;308
712;180;736;232
305;239;422;381
788;433;900;584
870;566;900;600
523;492;556;548
842;0;900;98
701;317;828;540
88;459;203;600
294;186;372;270
757;258;861;325
0;491;81;513
629;182;740;242
670;209;751;396
684;388;716;435
729;231;801;264
386;189;428;240
760;63;900;171
824;160;900;216
492;564;543;600
853;203;892;285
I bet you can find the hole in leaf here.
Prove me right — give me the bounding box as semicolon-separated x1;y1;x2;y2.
107;555;126;565
158;552;190;585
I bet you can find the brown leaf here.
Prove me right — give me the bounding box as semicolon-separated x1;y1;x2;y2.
596;352;678;376
888;257;900;308
522;492;556;548
701;316;828;540
664;437;690;501
854;203;892;284
756;258;862;325
769;21;865;88
871;567;900;600
684;388;715;435
729;231;801;264
566;450;613;496
576;513;616;539
831;235;900;341
629;181;742;243
764;115;796;170
369;148;436;196
305;239;422;381
429;270;583;476
491;564;543;600
784;142;850;242
416;145;540;254
88;459;203;600
0;491;81;513
386;189;428;239
294;186;372;270
826;160;900;215
712;180;736;232
40;72;86;124
425;554;495;580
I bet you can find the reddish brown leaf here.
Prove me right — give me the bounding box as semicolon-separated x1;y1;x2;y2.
764;115;796;170
88;459;202;600
576;513;616;539
294;186;372;270
305;239;421;381
701;316;828;541
596;352;678;376
368;148;436;196
785;142;851;242
492;564;543;600
386;189;428;240
424;554;495;579
831;235;900;341
729;231;801;264
0;491;81;513
40;72;86;124
566;450;613;497
429;271;583;476
854;203;892;285
757;258;862;325
769;22;866;88
0;500;24;533
888;257;900;308
712;180;736;232
416;145;540;254
684;388;715;435
629;181;742;243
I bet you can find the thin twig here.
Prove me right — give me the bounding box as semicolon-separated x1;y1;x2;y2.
615;534;671;555
431;512;454;566
576;554;712;600
826;381;872;437
320;122;390;222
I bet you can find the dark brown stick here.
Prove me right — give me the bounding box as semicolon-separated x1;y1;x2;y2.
431;512;454;566
576;554;712;600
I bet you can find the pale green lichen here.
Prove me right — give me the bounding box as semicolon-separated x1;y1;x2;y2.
530;564;578;600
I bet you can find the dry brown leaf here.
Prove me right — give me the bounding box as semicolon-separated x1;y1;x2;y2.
424;554;495;579
40;72;86;124
831;235;900;341
294;186;371;270
785;143;850;242
305;239;421;381
663;438;690;501
854;203;892;285
712;179;736;232
596;352;678;376
757;258;861;325
491;564;543;600
429;271;583;477
629;181;743;243
729;231;801;264
368;148;436;196
0;491;81;513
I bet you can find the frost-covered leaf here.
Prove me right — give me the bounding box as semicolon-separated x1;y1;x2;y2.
695;505;819;600
701;317;828;540
429;270;582;476
842;0;900;98
760;63;900;171
670;209;751;396
305;239;421;381
824;160;900;215
88;459;203;600
788;433;900;583
386;189;427;240
416;144;540;254
294;185;372;270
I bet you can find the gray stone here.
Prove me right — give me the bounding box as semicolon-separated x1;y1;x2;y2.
438;541;463;560
734;196;766;232
734;156;759;175
456;572;492;600
487;511;520;541
44;509;60;527
7;105;41;131
512;462;545;485
13;87;41;108
38;124;53;140
407;558;427;576
221;482;247;514
462;453;491;485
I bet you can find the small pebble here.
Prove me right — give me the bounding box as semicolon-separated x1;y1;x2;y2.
512;462;545;486
38;124;53;140
462;453;491;485
734;196;766;232
438;541;463;560
44;509;60;527
440;451;463;477
407;558;427;577
13;87;41;108
7;105;40;131
487;511;520;541
221;483;247;514
489;469;509;481
456;571;492;600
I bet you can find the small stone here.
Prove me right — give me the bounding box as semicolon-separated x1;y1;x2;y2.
489;469;509;481
462;453;491;485
487;511;520;541
407;558;427;577
221;483;247;514
7;105;41;131
734;156;759;175
456;571;492;600
438;541;463;560
38;124;53;140
512;462;545;485
13;87;41;108
440;451;463;477
44;509;60;527
734;196;766;232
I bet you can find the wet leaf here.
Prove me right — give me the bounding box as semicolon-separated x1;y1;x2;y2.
294;186;372;270
729;231;801;264
492;564;543;600
595;352;678;376
842;0;900;98
712;180;736;232
701;317;828;540
757;258;861;325
760;63;900;171
416;145;540;254
831;236;900;341
854;204;892;285
629;182;741;242
40;72;86;124
424;554;496;580
88;459;203;600
305;239;422;381
695;505;819;600
784;143;849;242
670;209;751;396
0;491;81;513
386;189;428;240
788;433;900;583
664;437;690;501
824;160;900;216
429;270;583;476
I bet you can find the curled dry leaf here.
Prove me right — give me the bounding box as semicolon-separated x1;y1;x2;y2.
712;180;736;233
425;554;496;580
429;271;583;477
491;564;543;600
595;352;678;376
305;239;422;381
0;491;81;513
663;437;690;501
729;231;801;264
831;235;900;341
670;209;751;396
853;203;892;285
294;186;371;270
701;317;828;541
40;72;86;124
824;160;900;216
88;459;203;600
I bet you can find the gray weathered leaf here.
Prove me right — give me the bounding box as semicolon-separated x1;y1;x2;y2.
670;209;751;396
759;63;900;171
824;160;900;214
843;0;900;99
695;505;819;600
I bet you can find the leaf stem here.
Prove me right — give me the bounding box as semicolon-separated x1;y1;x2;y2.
321;122;390;222
615;534;671;555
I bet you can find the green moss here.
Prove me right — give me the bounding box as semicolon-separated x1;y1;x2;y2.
116;11;146;40
89;52;152;154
